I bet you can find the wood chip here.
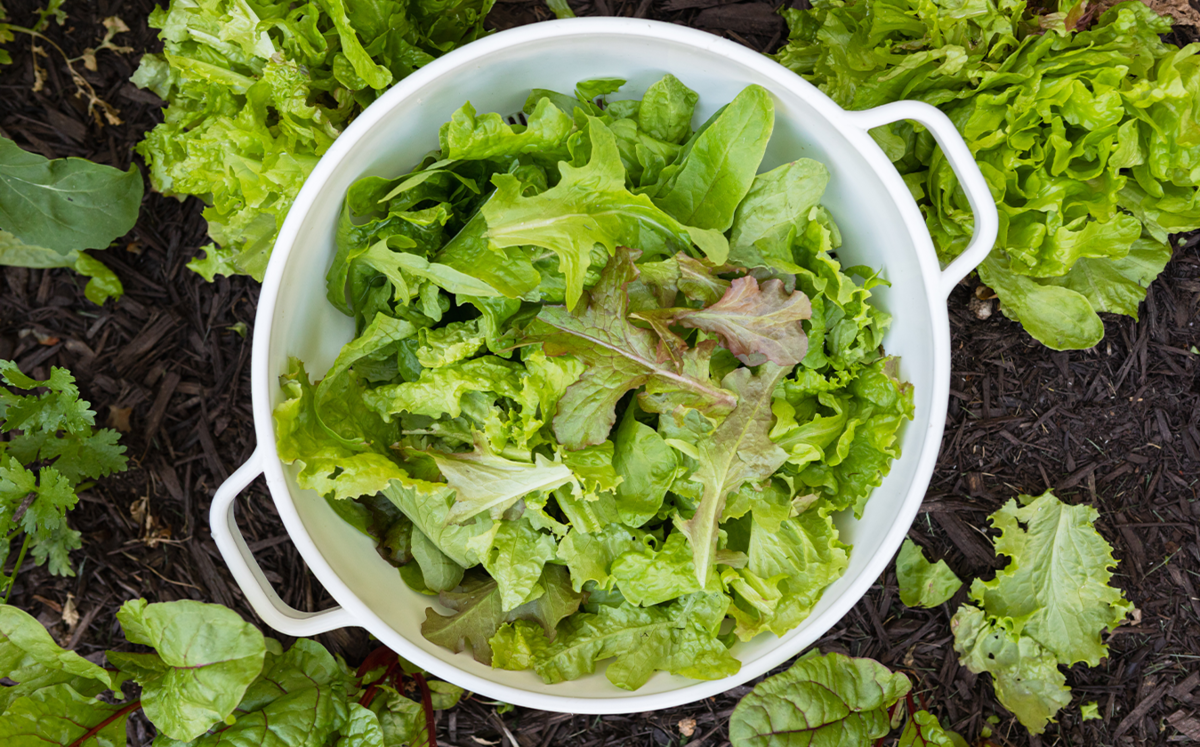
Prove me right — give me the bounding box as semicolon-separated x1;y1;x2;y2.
1167;709;1200;740
1115;684;1168;739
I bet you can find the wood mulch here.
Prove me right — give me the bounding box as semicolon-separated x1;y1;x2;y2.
1;0;1198;745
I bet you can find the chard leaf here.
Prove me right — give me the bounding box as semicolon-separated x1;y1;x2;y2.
728;650;910;747
337;704;386;747
525;247;736;449
653;85;774;235
898;710;960;747
896;538;962;609
481;118;726;308
430;436;575;524
171;638;351;747
951;604;1070;735
0;137;143;254
112;599;267;742
968;491;1133;667
0;684;128;747
0;604;112;713
675;363;790;585
638;275;812;366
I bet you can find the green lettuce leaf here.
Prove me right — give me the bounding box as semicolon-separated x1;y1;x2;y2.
968;491;1133;667
482;518;558;611
637;74;699;145
651;85;774;237
951;604;1071;735
429;435;575;524
729;650;910;747
532;592;738;689
896;538;962;609
480;118;727;308
441;98;573;160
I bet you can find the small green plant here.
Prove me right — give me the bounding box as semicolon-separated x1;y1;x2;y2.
0;361;126;602
0;599;458;746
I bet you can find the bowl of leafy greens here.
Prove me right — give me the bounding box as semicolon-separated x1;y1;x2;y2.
210;18;997;713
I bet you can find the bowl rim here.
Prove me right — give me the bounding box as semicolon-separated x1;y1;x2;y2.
248;17;953;713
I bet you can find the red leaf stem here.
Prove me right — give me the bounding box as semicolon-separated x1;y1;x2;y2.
412;671;438;747
67;700;142;747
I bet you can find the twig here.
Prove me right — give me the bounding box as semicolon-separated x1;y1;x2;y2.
67;700;142;747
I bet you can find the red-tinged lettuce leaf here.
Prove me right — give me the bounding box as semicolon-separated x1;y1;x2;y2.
421;566;582;665
480;118;726;309
675;363;790;585
110;599;267;742
638;276;811;366
728;650;910;747
0;605;113;713
951;604;1071;735
524;246;736;449
0;684;129;747
967;491;1133;667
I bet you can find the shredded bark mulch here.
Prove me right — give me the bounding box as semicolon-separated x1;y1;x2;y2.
1;1;1198;745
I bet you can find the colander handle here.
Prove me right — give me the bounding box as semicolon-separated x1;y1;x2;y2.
209;448;356;636
844;101;999;299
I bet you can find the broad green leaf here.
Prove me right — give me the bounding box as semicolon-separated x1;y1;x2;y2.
653;85;774;234
0;605;112;712
729;159;830;266
0;137;142;254
728;650;910;747
896;539;962;609
951;604;1070;735
968;491;1133;667
0;684;128;747
113;599;267;742
481;118;726;308
556;524;643;592
337;704;386;747
525;247;736;449
611;405;679;527
559;440;622;500
430;435;575;524
410;526;466;593
490;619;548;670
382;480;496;568
638;74;699;145
675;363;790;585
316;0;391;89
1042;238;1172;320
638;276;812;366
978;254;1104;352
171;638;351;747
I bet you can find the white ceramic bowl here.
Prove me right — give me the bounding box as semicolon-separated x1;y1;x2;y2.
210;18;997;714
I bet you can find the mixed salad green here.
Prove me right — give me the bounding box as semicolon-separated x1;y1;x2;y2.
275;76;914;689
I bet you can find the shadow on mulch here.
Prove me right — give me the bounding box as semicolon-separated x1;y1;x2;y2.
1;0;1198;745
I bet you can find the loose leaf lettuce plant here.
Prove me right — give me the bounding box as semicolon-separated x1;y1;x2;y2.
952;490;1132;733
0;599;459;746
132;0;495;282
774;0;1199;350
276;75;914;689
0;361;127;602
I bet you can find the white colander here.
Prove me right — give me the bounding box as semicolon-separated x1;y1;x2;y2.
210;18;997;714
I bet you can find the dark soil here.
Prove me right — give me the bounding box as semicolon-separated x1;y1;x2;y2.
1;1;1198;746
